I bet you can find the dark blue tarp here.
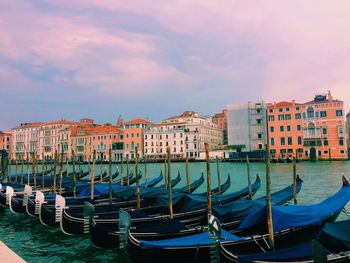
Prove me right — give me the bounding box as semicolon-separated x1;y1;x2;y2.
237;243;313;262
213;177;302;223
140;229;242;249
317;219;350;252
77;174;163;197
239;185;350;232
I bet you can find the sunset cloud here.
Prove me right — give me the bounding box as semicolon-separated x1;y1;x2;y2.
1;0;350;129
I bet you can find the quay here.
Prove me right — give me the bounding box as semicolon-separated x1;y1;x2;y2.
0;241;26;263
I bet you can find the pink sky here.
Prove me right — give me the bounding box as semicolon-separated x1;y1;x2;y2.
1;0;350;129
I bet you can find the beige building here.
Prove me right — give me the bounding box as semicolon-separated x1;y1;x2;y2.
144;111;223;159
11;122;42;160
38;120;79;160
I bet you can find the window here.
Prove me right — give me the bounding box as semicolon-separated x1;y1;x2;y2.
279;108;283;112
285;114;291;120
296;106;300;111
288;137;292;145
257;119;262;124
340;150;345;154
307;107;315;118
286;107;290;112
297;125;301;131
258;144;263;149
281;137;285;145
339;139;344;146
270;127;274;133
269;115;275;121
280;126;284;132
287;125;291;132
322;128;327;135
271;138;275;146
320;111;327;117
269;109;273;113
278;115;284;121
298;136;302;145
336;110;343;116
258;133;262;139
295;113;301;119
324;140;328;146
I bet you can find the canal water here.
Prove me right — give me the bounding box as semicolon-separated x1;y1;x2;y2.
1;161;350;262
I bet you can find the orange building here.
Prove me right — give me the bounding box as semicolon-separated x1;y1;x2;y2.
0;131;12;157
267;101;304;160
71;122;123;162
123;118;153;160
267;91;348;161
301;91;347;160
213;109;228;145
89;124;123;161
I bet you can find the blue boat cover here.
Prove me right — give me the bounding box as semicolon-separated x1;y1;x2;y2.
317;219;350;252
77;174;163;197
237;243;313;262
212;178;303;223
140;229;242;249
239;185;350;232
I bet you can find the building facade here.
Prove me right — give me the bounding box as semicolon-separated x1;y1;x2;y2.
38;120;79;160
267;101;304;160
0;131;12;157
267;91;348;160
11;122;42;160
123;119;153;160
347;111;350;155
213;109;228;145
144;111;223;159
227;101;267;152
301;92;347;160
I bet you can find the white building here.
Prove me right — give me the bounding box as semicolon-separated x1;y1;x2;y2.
38;120;79;160
144;111;223;159
11;122;42;160
227;101;267;152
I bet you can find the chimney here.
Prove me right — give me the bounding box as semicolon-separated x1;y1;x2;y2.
328;90;333;102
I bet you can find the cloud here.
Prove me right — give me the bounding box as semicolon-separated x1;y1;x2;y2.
1;0;350;130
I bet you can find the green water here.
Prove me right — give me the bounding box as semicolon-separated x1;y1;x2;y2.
1;161;350;262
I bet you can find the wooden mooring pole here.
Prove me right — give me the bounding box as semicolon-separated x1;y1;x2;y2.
205;143;212;215
246;154;252;199
167;147;173;219
266;143;275;249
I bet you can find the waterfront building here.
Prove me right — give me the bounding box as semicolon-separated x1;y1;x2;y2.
89;124;124;161
123;118;153;160
11;122;42;160
300;91;347;160
227;101;267;152
144;111;223;159
71;120;123;162
213;109;228;145
70;120;97;162
267;91;348;161
266;101;304;160
0;131;12;158
38;120;79;160
347;111;350;154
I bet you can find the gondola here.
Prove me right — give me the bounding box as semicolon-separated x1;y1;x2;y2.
37;172;137;227
220;219;350;262
86;175;261;248
127;177;349;263
25;169;136;217
59;173;207;235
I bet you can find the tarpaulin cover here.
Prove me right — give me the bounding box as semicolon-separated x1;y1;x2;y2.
140;229;242;249
237;243;313;262
77;174;163;197
317;219;350;252
239;185;350;232
213;178;302;223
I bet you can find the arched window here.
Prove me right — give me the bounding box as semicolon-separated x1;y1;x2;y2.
307;107;314;118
